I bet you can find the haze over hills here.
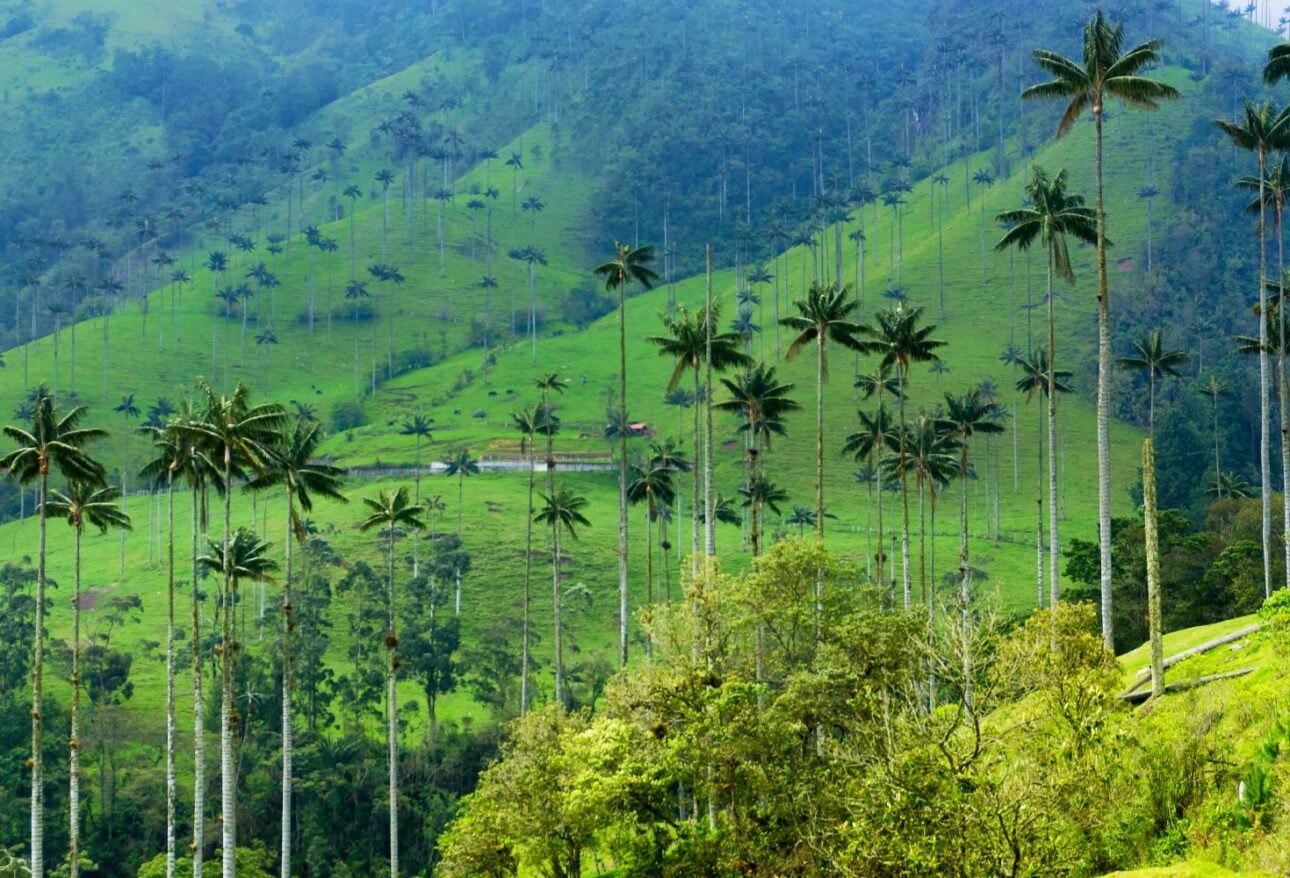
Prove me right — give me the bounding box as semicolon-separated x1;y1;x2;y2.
4;1;1290;876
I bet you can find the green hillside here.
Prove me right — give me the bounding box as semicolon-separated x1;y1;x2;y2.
5;0;1290;875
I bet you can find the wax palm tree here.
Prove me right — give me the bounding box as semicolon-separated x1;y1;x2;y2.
786;505;816;538
479;276;498;379
594;241;659;667
533;372;569;501
442;451;480;617
972;169;995;280
648;439;691;604
738;472;788;557
357;488;425;878
505;152;524;214
137;419;195;878
858;305;945;606
45;480;128;878
342;185;362;276
246;420;345;878
904;416;959;614
1199;375;1232;500
2;387;106;876
399;415;434;504
375;169;395;259
1118;330;1189;436
648;303;748;560
627;462;677;653
114;393;141;421
716;363;800;453
996;165;1096;610
511;403;545;712
781;281;864;538
1015;350;1073;610
196;529;277;876
937;389;1006;625
1027;10;1179;646
844;405;896;583
534;488;590;704
150;404;223;878
176;382;286;878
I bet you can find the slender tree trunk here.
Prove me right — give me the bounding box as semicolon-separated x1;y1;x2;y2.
192;485;205;878
1278;202;1289;591
166;472;176;878
221;451;236;878
815;335;825;538
386;524;399;878
1035;400;1045;609
1144;439;1165;698
898;372;911;607
692;370;701;567
705;247;716;556
521;442;534;713
1046;250;1060;614
280;488;294;878
70;525;82;878
618;275;629;668
553;523;564;705
1094;105;1117;647
31;469;47;878
958;441;971;702
1258;148;1273;600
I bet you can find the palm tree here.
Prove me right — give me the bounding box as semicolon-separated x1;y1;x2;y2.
1200;375;1232;499
995;166;1097;611
858;305;945;606
1015;350;1073;610
177;382;287;878
786;505;816;538
937;389;1006;669
905;416;959;614
2;386;106;877
375;169;395;259
972;169;995;280
1026;9;1179;647
1240;158;1290;587
715;362;800;556
533;372;570;501
594;241;659;668
479;276;498;380
1118;330;1189;436
627;461;677;656
442;451;480;617
534;488;590;705
114;393;141;421
844;404;895;583
738;472;788;558
648;439;691;604
197;529;277;876
648;303;748;562
45;481;129;878
505;152;524;214
781;281;864;540
511;403;545;713
399;415;434;503
358;488;426;878
343;185;363;277
246;420;345;878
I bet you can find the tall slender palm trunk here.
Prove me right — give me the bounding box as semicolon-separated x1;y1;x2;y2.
1277;202;1289;591
815;336;825;538
1035;401;1045;609
521;444;534;714
386;527;399;878
280;487;294;878
70;524;82;878
1144;438;1165;698
1257;147;1274;600
898;374;912;607
192;485;205;878
1046;251;1060;612
1094;108;1116;647
957;440;972;701
31;469;48;878
705;247;716;557
166;472;176;878
618;276;629;667
220;452;236;878
552;522;565;704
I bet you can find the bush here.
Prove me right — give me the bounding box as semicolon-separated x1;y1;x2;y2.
331;401;366;432
560;284;614;327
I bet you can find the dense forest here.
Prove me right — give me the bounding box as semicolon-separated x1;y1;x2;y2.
8;0;1290;876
